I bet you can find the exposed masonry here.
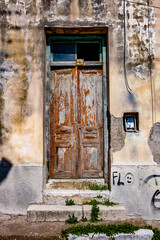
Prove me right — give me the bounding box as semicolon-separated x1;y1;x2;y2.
148;122;160;165
110;114;126;153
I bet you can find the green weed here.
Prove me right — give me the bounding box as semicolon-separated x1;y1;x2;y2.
82;217;88;222
85;199;100;205
88;184;108;190
96;195;102;198
90;204;99;222
153;228;160;240
62;223;153;240
103;199;118;206
84;199;118;207
65;199;75;206
65;214;78;224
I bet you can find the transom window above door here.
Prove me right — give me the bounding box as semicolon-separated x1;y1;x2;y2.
48;35;105;65
52;42;100;62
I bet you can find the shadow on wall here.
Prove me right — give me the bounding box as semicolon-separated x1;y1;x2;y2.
0;158;13;184
127;93;137;110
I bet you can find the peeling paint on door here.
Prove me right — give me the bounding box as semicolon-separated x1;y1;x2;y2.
50;67;103;178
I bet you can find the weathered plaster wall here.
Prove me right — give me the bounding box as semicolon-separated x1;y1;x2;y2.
0;0;160;218
0;2;44;165
0;0;45;214
110;0;160;220
110;0;157;166
111;166;160;220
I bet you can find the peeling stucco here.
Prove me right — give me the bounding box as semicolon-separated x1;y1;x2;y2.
110;114;126;153
148;122;160;165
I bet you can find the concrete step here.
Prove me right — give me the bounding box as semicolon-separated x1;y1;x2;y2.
27;204;82;222
84;205;135;221
27;204;135;222
43;189;111;205
46;179;105;190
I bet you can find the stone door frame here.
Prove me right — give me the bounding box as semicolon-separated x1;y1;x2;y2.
44;27;109;183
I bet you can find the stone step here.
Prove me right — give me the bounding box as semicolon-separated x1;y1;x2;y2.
46;179;105;190
68;230;154;240
43;189;111;205
27;204;135;222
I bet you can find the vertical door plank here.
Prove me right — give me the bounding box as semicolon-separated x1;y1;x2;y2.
50;68;77;178
78;68;103;178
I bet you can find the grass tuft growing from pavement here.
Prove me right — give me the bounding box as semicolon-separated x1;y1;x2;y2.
62;223;153;240
65;214;78;224
81;217;88;222
103;199;118;207
65;199;75;206
90;204;99;222
96;195;102;198
84;199;118;207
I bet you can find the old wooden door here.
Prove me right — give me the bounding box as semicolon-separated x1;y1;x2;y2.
50;67;103;178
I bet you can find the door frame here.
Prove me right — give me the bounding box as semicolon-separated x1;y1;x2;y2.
44;28;109;182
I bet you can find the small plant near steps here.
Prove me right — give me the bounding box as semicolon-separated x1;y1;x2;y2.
65;214;78;224
65;204;102;225
88;184;108;190
103;199;118;207
96;194;102;198
82;217;88;222
90;204;100;222
84;199;118;207
65;197;118;224
65;199;75;206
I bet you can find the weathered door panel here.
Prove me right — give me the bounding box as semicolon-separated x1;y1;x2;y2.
50;67;103;179
50;68;77;178
78;68;103;178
